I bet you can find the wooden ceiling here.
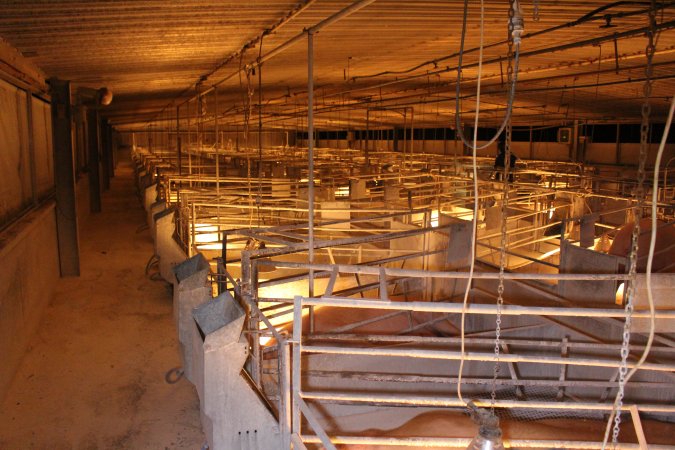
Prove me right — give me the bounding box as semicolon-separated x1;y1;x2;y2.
1;0;674;129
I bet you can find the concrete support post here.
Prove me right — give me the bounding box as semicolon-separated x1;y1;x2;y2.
87;108;102;212
49;78;80;277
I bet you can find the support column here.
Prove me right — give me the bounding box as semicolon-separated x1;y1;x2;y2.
49;78;80;276
177;105;182;176
100;118;110;191
107;121;115;179
87;107;102;212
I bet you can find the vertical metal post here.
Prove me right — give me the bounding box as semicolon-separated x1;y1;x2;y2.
240;250;257;383
215;88;220;198
190;203;196;257
49;78;80;277
307;31;315;332
100;118;110;191
220;232;227;295
571;120;579;163
187;100;192;183
251;261;262;386
280;341;292;447
292;296;303;439
402;109;407;172
86;107;102;213
109;125;116;177
365;108;370;165
409;107;414;170
177;105;182;176
615;122;621;164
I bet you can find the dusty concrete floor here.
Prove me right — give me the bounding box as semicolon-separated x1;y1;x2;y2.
0;162;204;449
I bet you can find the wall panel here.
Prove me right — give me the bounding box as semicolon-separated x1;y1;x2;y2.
32;96;54;197
0;79;31;226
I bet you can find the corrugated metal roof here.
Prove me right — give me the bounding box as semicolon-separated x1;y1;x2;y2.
0;0;673;128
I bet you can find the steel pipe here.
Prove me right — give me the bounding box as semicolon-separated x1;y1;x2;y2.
301;345;675;373
300;392;675;413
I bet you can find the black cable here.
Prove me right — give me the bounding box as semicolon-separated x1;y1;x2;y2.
454;0;521;151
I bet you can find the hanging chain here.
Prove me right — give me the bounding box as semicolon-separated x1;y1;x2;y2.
533;0;540;22
610;2;656;446
491;0;515;409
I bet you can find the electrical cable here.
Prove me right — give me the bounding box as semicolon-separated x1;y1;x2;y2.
602;3;660;445
454;1;522;151
601;94;675;449
457;0;485;407
629;94;675;379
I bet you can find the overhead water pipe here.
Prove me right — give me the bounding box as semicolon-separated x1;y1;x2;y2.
178;0;378;107
454;0;523;150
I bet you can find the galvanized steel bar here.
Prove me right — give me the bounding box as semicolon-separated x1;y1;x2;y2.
301;435;672;449
300;392;675;413
265;260;632;281
297;296;674;319
300;345;675;373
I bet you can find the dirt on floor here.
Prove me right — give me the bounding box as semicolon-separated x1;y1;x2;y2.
0;162;204;449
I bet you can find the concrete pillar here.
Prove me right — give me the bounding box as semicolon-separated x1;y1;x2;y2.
49;78;80;277
87;107;102;212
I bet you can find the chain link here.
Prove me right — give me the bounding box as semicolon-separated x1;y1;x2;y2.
610;2;656;446
533;0;540;22
491;0;516;409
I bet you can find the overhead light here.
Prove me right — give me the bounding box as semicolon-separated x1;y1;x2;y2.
97;87;113;106
76;86;113;106
466;401;505;450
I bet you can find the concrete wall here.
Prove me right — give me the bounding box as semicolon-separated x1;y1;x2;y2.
0;203;60;399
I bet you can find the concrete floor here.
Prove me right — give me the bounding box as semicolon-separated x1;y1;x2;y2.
0;162;204;449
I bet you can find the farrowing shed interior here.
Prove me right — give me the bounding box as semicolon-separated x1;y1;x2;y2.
1;1;675;449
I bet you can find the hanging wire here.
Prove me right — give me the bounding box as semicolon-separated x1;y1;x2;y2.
491;0;516;410
457;0;523;408
457;0;485;407
454;0;523;151
602;1;657;447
